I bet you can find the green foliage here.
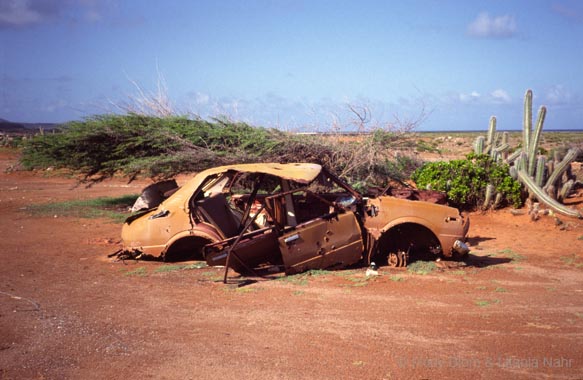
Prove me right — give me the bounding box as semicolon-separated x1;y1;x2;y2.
412;154;523;210
20;113;423;188
21;114;286;183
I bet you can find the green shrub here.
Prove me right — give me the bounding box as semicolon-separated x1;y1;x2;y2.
20;113;423;188
21;114;282;182
411;154;523;210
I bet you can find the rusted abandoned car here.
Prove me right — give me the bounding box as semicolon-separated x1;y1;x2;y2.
119;163;469;279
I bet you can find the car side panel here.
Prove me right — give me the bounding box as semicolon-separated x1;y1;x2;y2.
278;211;364;275
364;197;468;256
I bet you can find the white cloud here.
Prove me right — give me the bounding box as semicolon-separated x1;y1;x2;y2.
467;12;517;39
545;85;573;105
0;0;46;27
490;89;511;103
451;89;512;105
193;92;210;105
0;0;110;28
459;91;481;103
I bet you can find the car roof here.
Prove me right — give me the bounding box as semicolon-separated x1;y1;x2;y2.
193;162;322;184
160;163;323;209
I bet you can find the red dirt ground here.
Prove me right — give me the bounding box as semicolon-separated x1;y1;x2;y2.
1;149;583;380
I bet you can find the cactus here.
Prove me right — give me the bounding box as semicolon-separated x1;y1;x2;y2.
474;136;485;155
546;184;556;200
509;166;518;180
493;192;503;209
507;149;521;164
483;183;495;209
544;148;578;191
501;132;509;160
502;131;509;145
523;89;532;154
516;168;582;218
535;156;546;188
527;106;546;176
518;152;528;172
471;89;581;218
559;180;575;203
491;143;510;162
486;116;496;154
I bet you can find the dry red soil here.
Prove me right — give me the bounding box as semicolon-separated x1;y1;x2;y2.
1;149;583;380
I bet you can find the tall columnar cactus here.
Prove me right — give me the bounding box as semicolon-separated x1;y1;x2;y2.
523;89;532;154
474;136;485;155
473;89;581;218
474;116;510;160
527;106;546;176
535;156;546;188
515;90;581;217
486;116;496;153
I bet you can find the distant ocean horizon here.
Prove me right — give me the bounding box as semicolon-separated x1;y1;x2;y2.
1;117;582;134
416;128;583;133
295;128;583;134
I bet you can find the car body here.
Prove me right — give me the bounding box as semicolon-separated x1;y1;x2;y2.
120;163;469;276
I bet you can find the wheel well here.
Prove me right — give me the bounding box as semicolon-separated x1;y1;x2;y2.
163;236;212;262
371;223;441;266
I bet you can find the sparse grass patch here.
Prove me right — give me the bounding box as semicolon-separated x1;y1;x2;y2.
560;254;583;268
276;274;309;286
200;270;224;282
407;260;437;275
498;248;525;263
125;267;147;277
234;287;259;294
276;269;336;286
415;140;441;153
154;264;185;273
451;270;466;276
305;269;332;277
27;194;138;223
153;262;208;273
184;262;209;269
475;299;501;307
292;290;305;296
475;286;487;290
345;275;377;287
389;275;405;282
494;287;508;293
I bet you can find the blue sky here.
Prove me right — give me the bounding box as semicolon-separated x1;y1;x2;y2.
1;0;582;131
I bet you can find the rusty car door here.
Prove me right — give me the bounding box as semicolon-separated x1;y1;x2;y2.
278;211;364;275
